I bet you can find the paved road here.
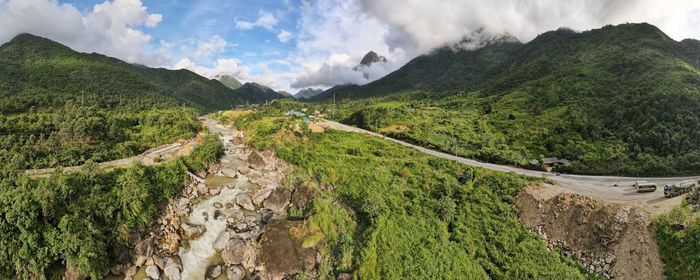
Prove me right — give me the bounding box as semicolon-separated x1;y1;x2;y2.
318;120;700;215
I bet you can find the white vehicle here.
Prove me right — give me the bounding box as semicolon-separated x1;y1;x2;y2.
664;180;697;198
634;181;657;193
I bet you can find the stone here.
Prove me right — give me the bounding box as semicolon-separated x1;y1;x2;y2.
181;222;206;239
152;255;166;270
214;210;223;220
237;165;250;175
252;188;273;206
125;266;138;277
196;183;209;195
134;237;154;260
177;198;190;210
164;233;180;254
109;264;124;276
220;167;238;177
210;188;222;196
248;150;266;169
145;265;160;279
164;265;181;280
337;273;353;280
236;193;256;211
264;188;292;213
206;265;223;279
222;238;248;265
213;230;232;251
225;203;236;209
226;265;246;280
214;202;224;209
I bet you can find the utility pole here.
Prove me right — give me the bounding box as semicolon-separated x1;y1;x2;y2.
81;90;84;107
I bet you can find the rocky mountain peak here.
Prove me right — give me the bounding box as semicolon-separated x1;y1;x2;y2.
359;51;387;67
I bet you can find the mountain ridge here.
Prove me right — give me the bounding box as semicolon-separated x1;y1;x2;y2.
0;33;285;113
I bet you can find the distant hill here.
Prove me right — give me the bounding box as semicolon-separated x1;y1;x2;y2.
330;23;700;175
232;82;288;104
294;88;324;100
278;91;294;98
215;74;243;89
0;34;282;113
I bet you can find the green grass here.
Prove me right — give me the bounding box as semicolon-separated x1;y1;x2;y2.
233;107;601;279
655;206;700;280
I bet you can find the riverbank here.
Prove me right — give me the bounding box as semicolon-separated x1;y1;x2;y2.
106;118;317;280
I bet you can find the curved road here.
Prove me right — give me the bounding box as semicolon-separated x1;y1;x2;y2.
318;120;699;215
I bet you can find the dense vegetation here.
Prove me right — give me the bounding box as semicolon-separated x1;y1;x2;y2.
313;23;700;176
655;206;700;280
0;34;284;114
0;134;222;279
229;104;599;279
0;105;201;170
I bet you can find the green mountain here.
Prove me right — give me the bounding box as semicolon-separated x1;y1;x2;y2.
294;88;324;100
215;74;243;89
326;23;700;176
232;82;288;104
0;34;280;113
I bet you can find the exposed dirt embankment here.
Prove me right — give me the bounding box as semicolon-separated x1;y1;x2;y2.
514;185;664;280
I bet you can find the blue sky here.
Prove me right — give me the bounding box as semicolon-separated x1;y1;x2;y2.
1;0;699;93
67;0;299;77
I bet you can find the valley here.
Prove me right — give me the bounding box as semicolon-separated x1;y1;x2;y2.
0;7;699;279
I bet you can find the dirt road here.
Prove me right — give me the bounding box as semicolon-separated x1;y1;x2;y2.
318;120;700;215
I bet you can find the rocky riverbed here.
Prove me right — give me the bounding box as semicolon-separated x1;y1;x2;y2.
107;122;307;280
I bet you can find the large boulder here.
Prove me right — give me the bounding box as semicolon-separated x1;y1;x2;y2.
226;265;246;280
181;222;206;239
206;265;223;279
133;237;154;266
145;264;160;279
252;188;273;206
213;230;232;251
248;150;266;169
163;257;182;280
236;193;256;211
222;238;248;265
264;188;292;213
196;183;209;195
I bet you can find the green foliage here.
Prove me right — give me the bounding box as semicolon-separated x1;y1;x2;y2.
655;207;700;280
0;129;222;279
0;33;281;114
0;105;201;170
234;109;589;279
312;23;700;176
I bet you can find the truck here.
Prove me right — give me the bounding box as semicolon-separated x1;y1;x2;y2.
664;180;698;198
634;181;657;193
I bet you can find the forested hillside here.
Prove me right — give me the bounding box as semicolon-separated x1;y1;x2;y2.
0;34;286;170
0;34;283;113
321;23;700;176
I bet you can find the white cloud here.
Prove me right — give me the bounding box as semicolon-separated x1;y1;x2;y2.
0;0;165;65
277;29;292;43
193;35;228;59
145;13;162;27
235;10;279;31
288;0;405;88
358;0;700;52
174;57;250;79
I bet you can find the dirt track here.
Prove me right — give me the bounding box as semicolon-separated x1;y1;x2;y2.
318;120;699;215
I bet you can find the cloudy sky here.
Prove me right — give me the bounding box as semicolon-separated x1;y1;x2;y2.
1;0;699;93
